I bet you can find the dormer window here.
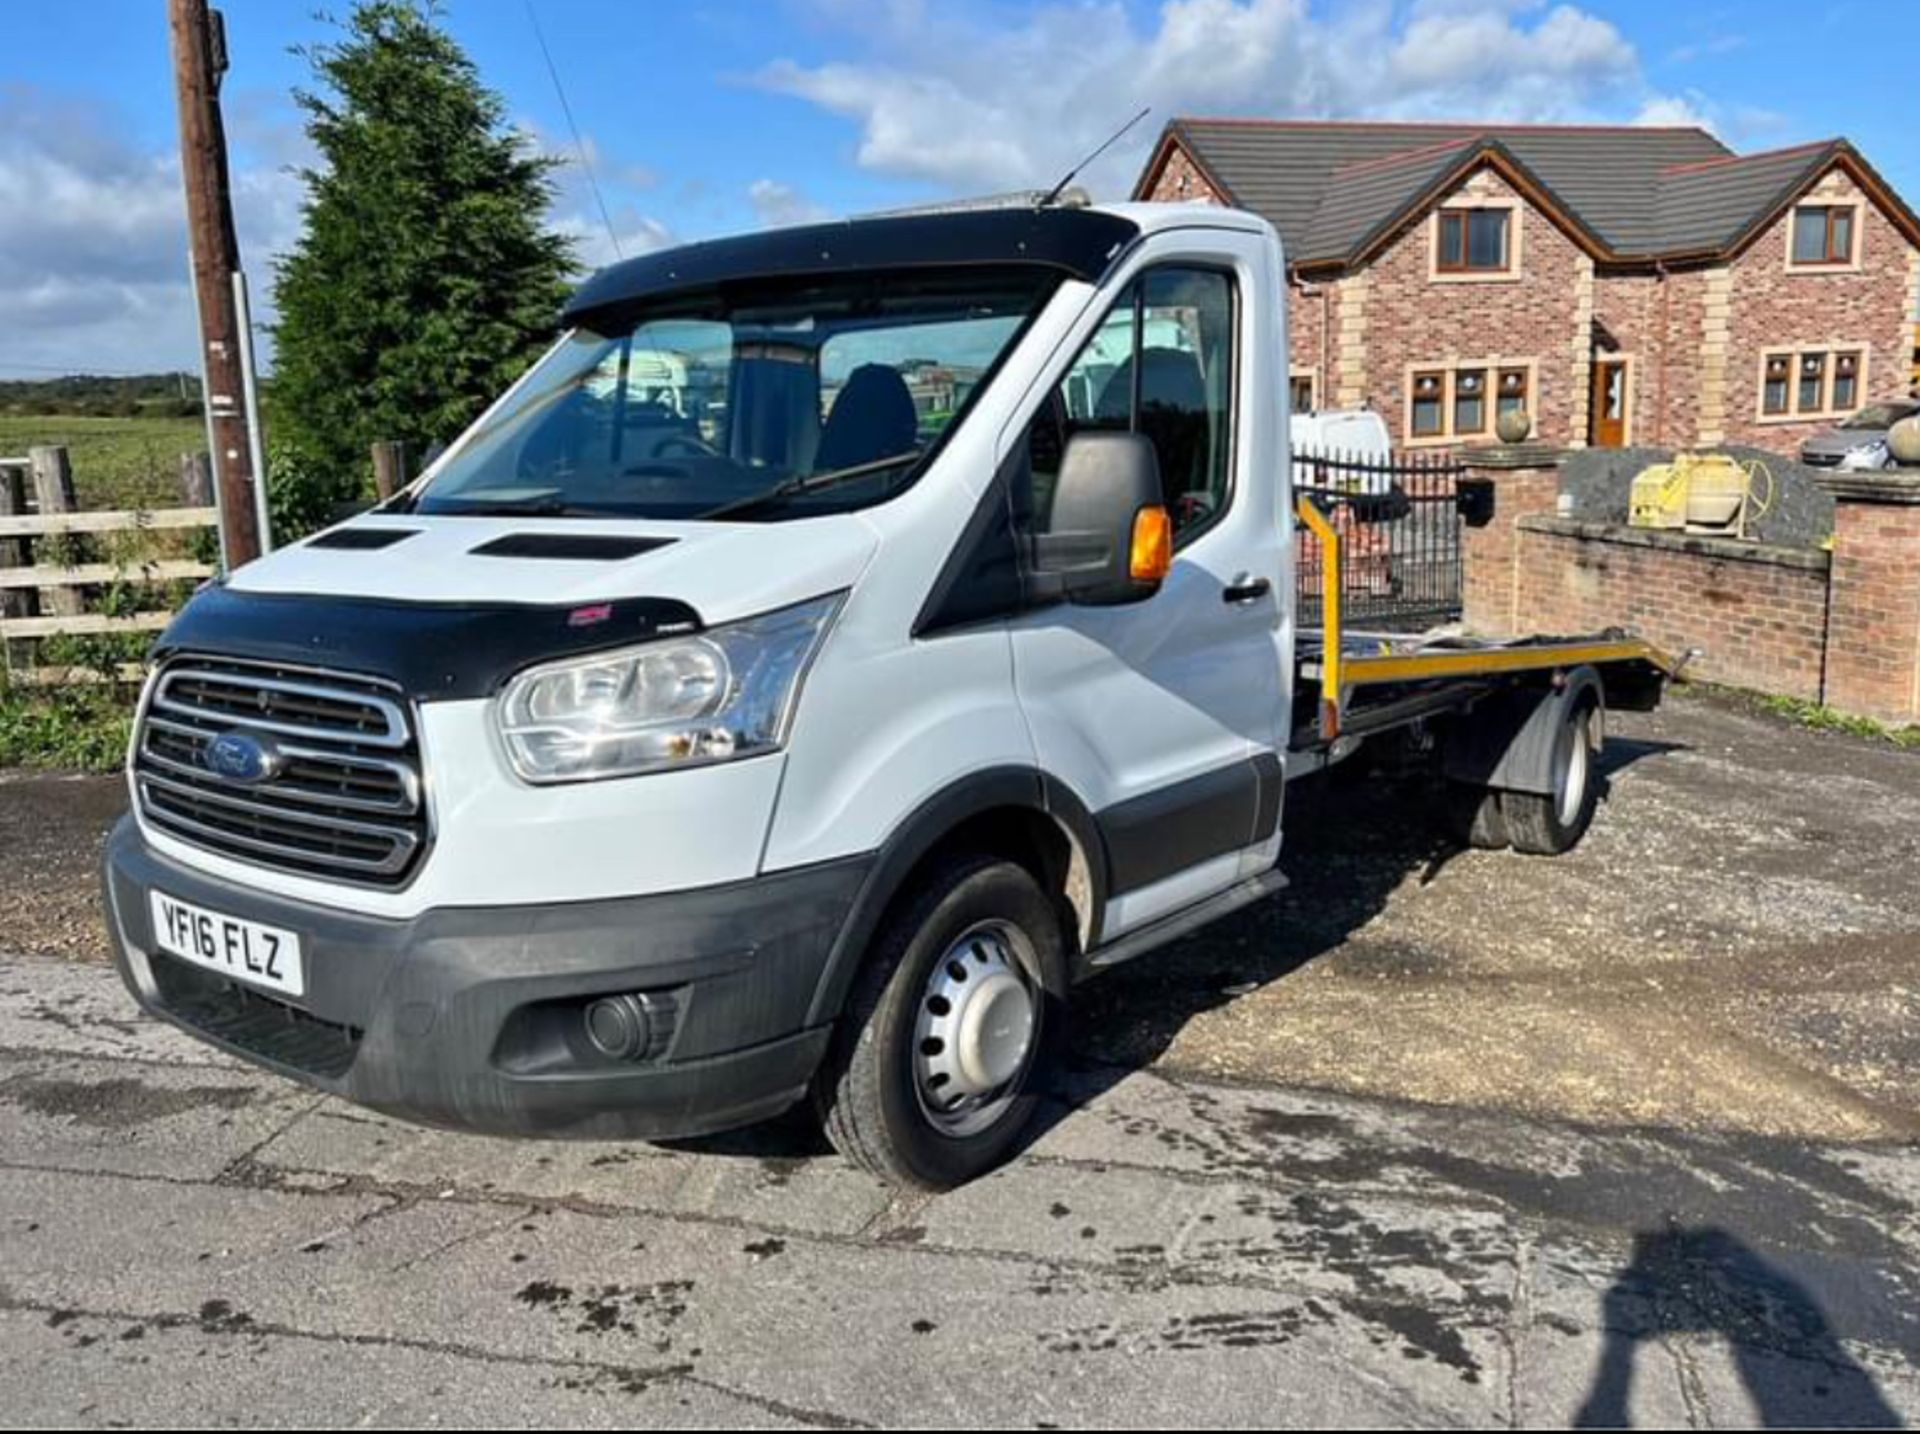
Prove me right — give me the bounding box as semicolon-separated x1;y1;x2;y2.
1437;208;1512;275
1790;204;1857;268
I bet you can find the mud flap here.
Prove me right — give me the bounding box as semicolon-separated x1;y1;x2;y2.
1442;666;1605;798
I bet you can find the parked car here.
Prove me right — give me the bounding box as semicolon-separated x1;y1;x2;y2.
1799;400;1920;467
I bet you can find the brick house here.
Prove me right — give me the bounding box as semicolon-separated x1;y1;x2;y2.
1134;118;1920;454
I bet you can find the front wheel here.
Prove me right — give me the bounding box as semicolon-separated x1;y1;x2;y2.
813;854;1061;1189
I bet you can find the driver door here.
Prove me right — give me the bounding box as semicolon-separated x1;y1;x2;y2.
1009;240;1287;940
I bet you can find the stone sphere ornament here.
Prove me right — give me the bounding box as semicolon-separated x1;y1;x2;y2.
1888;413;1920;467
1496;406;1533;444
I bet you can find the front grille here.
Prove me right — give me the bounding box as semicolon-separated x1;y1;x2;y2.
135;656;428;887
151;953;361;1080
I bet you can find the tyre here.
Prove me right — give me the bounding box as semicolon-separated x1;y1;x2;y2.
813;853;1062;1189
1443;780;1509;849
1501;695;1601;855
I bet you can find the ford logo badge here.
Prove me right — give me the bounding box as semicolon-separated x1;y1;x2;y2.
205;730;284;785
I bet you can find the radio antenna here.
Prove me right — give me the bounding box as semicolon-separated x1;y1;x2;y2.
1038;107;1151;208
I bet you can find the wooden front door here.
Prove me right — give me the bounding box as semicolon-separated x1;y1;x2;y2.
1590;358;1629;447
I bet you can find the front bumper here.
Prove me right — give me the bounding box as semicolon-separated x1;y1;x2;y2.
102;815;868;1140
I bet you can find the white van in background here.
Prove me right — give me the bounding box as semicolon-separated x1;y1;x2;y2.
1291;407;1392;494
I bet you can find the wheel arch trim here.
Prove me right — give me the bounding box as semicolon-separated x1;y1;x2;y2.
802;766;1108;1027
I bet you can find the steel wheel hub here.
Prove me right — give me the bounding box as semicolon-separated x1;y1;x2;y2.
1557;711;1592;826
913;921;1039;1137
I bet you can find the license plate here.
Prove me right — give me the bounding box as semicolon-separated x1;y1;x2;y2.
148;890;305;998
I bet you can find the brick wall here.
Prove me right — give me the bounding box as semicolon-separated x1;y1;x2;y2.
1720;171;1919;450
1364;169;1583;448
1461;453;1920;724
1513;519;1831;700
1591;267;1710;449
1822;474;1920;723
1141;146;1226;207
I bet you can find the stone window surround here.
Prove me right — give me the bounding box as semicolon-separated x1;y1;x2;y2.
1430;196;1524;284
1785;199;1864;274
1290;365;1319;411
1754;343;1871;424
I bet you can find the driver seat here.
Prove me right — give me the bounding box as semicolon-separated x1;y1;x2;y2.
1095;347;1210;511
817;365;918;472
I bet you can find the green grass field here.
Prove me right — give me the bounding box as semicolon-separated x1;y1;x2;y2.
0;413;208;511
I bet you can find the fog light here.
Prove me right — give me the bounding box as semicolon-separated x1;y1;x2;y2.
584;994;653;1062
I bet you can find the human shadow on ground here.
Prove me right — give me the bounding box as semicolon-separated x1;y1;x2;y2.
1574;1224;1899;1429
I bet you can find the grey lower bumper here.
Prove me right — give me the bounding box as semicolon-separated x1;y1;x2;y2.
102;815;869;1140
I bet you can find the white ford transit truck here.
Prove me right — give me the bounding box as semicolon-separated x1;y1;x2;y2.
105;201;1672;1188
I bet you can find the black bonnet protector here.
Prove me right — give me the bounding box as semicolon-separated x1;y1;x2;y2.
155;583;703;702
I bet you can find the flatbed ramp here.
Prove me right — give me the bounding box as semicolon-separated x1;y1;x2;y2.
1291;495;1680;754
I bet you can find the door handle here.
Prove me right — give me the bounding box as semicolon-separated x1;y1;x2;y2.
1222;573;1271;605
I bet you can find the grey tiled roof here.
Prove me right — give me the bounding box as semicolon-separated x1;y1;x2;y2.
1651;143;1838;255
1145;119;1888;265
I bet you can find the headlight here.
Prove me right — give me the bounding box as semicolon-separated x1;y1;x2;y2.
496;592;842;783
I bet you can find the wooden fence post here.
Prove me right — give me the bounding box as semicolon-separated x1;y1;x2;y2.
0;460;36;621
28;446;84;619
371;440;407;501
179;450;214;507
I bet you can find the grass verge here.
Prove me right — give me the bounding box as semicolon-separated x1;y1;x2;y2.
1690;682;1920;751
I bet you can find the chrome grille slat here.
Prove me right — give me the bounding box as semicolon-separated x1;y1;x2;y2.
140;716;420;815
134;656;428;887
140;783;418;876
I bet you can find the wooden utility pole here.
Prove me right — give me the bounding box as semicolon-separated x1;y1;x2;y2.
169;0;261;567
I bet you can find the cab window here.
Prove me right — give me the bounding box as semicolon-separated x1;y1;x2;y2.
1024;266;1236;542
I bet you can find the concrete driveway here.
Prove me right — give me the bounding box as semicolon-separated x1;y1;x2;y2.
2;690;1919;1426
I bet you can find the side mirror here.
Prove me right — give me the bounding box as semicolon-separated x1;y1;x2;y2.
1031;431;1172;606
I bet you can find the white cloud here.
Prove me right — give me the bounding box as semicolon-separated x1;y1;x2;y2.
0;86;303;376
747;178;833;229
760;0;1703;196
550;209;676;271
519;116;674;271
0;89;678;375
1633;93;1717;132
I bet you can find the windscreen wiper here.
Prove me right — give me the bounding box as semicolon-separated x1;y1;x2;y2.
428;493;603;518
696;448;927;522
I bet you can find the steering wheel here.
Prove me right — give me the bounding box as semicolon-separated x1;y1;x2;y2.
644;432;720;461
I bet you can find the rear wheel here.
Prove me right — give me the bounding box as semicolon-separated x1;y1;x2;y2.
813;854;1061;1189
1443;780;1509;849
1502;696;1600;855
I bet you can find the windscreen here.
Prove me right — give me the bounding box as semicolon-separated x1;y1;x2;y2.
412;268;1059;522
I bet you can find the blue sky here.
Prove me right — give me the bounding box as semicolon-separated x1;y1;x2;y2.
2;0;1915;375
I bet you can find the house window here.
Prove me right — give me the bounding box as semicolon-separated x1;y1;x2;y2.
1497;367;1530;421
1791;205;1855;266
1438;209;1511;274
1411;371;1446;437
1797;352;1826;413
1453;369;1487;435
1407;362;1531;443
1290;371;1316;413
1832;351;1861;411
1762;355;1791;416
1759;346;1868;421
